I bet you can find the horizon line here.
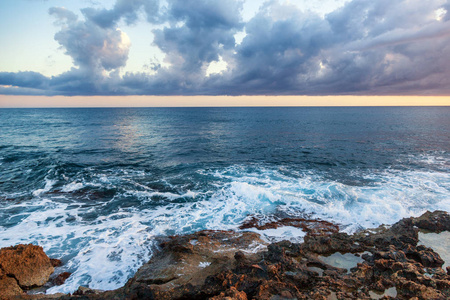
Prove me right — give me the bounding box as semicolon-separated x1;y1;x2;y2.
0;95;449;108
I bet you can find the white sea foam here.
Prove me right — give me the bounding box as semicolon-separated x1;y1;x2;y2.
247;226;306;243
61;182;85;192
209;166;450;233
126;189;198;201
32;178;57;196
1;164;449;294
198;261;211;268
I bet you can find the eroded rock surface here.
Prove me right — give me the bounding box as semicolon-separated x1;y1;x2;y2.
412;210;450;233
0;268;24;299
0;244;62;299
2;210;450;300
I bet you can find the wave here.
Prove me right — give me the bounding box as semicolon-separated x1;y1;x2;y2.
0;164;448;293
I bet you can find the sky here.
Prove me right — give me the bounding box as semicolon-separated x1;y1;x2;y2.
0;0;450;106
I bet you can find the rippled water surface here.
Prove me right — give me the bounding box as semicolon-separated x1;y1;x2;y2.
0;107;449;293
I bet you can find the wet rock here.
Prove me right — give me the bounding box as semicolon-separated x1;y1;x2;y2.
254;281;301;300
50;258;62;268
53;272;71;286
374;245;407;262
240;216;339;237
210;287;248;300
121;230;267;299
412;210;450;233
405;245;444;268
72;286;104;296
0;244;54;289
301;232;356;255
3;210;450;300
356;218;419;249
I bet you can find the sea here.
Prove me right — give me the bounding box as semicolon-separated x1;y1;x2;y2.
0;107;449;293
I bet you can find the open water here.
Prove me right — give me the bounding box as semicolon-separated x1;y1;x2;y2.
0;107;448;293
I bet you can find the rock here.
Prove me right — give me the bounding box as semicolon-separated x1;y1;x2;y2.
121;230;267;299
356;218;419;249
72;286;104;295
209;287;248;300
301;232;356;254
0;272;24;299
240;216;339;237
0;244;54;288
254;281;301;300
53;272;71;286
405;245;444;268
50;258;62;268
412;210;450;233
2;210;449;300
374;245;407;262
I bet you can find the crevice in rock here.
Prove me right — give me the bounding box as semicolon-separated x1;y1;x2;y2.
140;275;179;285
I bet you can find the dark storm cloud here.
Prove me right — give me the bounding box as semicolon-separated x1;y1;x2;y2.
213;0;450;95
1;0;450;96
318;0;450;95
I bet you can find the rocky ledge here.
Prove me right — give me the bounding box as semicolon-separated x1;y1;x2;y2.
1;210;449;300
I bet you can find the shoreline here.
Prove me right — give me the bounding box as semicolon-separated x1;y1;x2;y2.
1;210;449;299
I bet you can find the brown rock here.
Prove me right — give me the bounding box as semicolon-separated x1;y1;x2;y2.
123;230;266;298
357;218;419;248
0;244;54;288
374;245;407;262
240;216;339;237
4;210;449;300
50;258;62;267
254;281;300;300
301;232;355;254
53;271;71;286
0;275;24;299
412;210;450;233
403;244;445;268
210;287;248;300
73;286;104;295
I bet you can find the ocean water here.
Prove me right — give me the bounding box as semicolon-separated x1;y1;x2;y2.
0;107;448;293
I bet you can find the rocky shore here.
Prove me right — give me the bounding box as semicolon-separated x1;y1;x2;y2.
1;210;449;299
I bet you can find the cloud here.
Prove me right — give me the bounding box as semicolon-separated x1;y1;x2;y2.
81;0;162;28
0;71;48;89
117;0;244;95
150;0;243;83
1;0;450;96
219;2;332;94
24;5;133;95
50;7;131;73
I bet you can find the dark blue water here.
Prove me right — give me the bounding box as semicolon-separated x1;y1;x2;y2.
0;107;449;292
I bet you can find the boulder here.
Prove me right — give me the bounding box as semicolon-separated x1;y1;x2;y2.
0;244;54;288
0;268;24;299
412;210;450;233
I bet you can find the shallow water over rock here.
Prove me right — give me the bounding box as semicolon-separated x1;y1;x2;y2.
369;287;397;299
418;231;450;269
318;252;366;273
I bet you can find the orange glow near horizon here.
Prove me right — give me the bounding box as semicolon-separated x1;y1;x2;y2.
0;95;449;108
